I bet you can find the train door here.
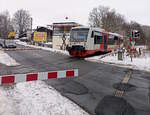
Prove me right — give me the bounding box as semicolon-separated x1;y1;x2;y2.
94;31;103;50
87;30;94;50
104;33;107;52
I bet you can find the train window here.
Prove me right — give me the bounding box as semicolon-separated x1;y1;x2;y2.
70;28;89;41
94;32;103;44
94;31;102;36
108;35;115;45
108;34;118;45
114;36;118;40
91;31;94;38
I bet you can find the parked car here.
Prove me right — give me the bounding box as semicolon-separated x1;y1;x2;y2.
20;37;30;42
0;39;17;48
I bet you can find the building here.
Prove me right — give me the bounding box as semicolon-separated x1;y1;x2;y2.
52;22;81;49
34;26;53;42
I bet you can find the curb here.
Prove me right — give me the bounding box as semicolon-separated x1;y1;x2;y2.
1;48;41;51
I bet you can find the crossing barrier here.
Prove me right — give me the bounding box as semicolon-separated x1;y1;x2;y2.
0;69;78;85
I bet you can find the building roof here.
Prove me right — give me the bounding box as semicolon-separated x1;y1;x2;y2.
35;26;52;32
53;22;79;25
52;22;81;27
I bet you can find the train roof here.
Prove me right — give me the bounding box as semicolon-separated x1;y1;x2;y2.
72;26;105;32
109;32;123;38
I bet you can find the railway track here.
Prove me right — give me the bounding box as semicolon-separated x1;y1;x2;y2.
114;69;133;97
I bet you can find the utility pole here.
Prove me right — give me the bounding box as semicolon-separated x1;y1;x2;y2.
30;17;33;43
31;17;33;32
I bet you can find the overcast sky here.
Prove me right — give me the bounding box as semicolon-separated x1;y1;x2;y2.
0;0;150;28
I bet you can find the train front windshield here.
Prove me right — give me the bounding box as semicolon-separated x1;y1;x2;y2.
70;28;89;41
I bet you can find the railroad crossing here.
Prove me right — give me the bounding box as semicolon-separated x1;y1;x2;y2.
0;44;149;115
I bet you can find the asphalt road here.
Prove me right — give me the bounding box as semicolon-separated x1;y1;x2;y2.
0;44;150;115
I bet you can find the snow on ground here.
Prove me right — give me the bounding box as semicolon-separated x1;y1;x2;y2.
135;45;147;49
0;90;13;115
44;42;52;45
0;81;89;115
0;50;20;66
16;41;69;56
0;41;88;115
86;51;150;72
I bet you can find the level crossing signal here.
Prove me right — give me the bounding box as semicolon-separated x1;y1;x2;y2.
132;30;140;38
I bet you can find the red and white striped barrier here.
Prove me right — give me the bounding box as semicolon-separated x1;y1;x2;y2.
0;69;78;85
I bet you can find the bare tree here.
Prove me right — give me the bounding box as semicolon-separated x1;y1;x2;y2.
89;6;109;28
0;11;13;39
89;5;125;33
12;9;31;37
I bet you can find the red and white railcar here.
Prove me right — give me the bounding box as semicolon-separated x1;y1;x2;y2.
67;26;123;57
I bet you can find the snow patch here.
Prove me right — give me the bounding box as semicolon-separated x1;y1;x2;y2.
0;81;89;115
0;88;15;115
16;41;69;56
0;50;20;66
86;51;150;72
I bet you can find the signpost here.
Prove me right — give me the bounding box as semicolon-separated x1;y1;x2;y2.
61;33;67;50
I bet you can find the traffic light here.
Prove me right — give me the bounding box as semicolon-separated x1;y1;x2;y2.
135;31;140;37
132;31;134;38
131;30;140;38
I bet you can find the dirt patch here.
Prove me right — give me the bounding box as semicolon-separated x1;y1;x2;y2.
95;95;136;115
62;81;88;95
